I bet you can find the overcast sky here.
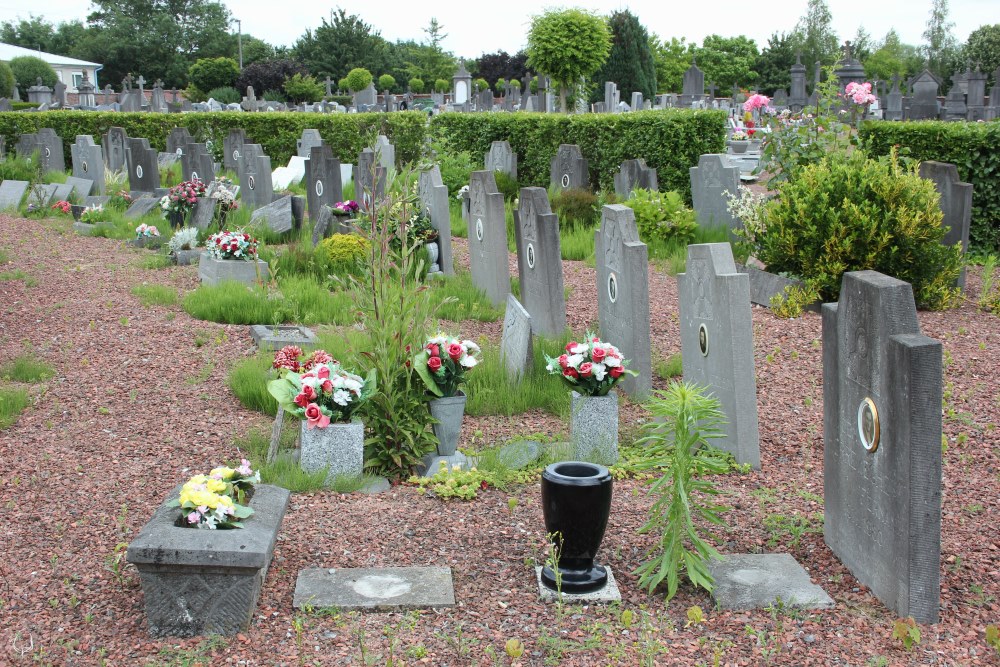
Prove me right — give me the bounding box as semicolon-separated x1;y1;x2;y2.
0;0;991;60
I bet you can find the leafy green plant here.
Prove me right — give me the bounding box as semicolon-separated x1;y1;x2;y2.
986;624;1000;657
205;86;240;104
633;381;730;601
978;255;1000;315
550;187;599;228
623;188;698;245
891;617;921;651
769;283;821;319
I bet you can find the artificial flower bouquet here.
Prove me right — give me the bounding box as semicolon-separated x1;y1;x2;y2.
414;334;481;397
209;177;239;214
206;229;258;260
79;205;106;224
135;223;160;238
160;178;207;219
109;189;132;211
545;334;638;396
730;129;749;141
267;346;376;428
50;200;71;216
168;226;199;252
167;459;260;529
331;200;360;215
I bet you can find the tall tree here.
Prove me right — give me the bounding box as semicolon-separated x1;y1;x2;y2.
922;0;959;79
292;9;393;82
590;10;656;103
648;35;692;93
851;26;875;63
526;8;612;112
754;32;797;94
864;29;924;82
473;50;528;87
693;34;759;92
964;24;1000;80
793;0;840;76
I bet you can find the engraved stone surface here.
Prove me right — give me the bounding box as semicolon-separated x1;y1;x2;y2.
223;128;249;172
103;126;128;172
293;567;455;611
64;175;95;199
372;134;395;170
500;295;533;381
570;391;619;464
418;165;453;274
238;144;274;209
822;271;942;623
690;154;740;229
250;194;294;233
124;196;160;219
549;144;588;191
71;135;105;195
305;144;342;223
127;137;160;193
678;243;761;469
166;126;194;158
296;129;323;158
17;128;65;172
50;182;74;203
181;143;215;184
515;187;566;336
613;158;658;199
190;197;216;230
708;554;835;610
485;140;517;180
249;325;319;351
197;255;269;286
594;205;651;397
355;148;386;208
918;161;972;288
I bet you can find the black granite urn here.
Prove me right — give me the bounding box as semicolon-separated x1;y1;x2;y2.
540;461;613;593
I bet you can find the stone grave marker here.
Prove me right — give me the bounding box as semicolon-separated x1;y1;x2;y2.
49;182;73;204
305;144;342;222
485;141;517;180
918;161;972;287
613;159;658;199
677;243;760;469
0;180;29;210
355;148;386;208
708;554;834;610
823;271;942;624
418;165;453;274
681;59;706;106
631;91;644;110
166;127;194;159
190;197;216;230
293;567;455;611
126;138;160;193
468;170;511;305
103;127;128;172
223;128;249;172
26;184;57;208
181;143;215;184
36;128;66;172
908;70;940;120
296;129;323;158
83;195;111;208
594;205;651;398
124;195;160;219
550;144;588;191
514;187;566;336
500;294;533;381
604;82;620;110
311;206;334;246
690;154;740;229
250;194;294;233
71;135;106;195
372;135;395;170
238;144;274;209
64;176;95;199
272;156;306;191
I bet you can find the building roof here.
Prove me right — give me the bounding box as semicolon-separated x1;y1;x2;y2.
0;42;101;68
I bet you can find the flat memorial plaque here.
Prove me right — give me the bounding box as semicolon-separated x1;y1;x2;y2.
293;567;455;611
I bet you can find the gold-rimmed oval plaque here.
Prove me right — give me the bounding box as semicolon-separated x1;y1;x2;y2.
857;397;880;453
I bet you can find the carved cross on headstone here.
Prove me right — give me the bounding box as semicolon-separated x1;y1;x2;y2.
795;50;803;65
707;81;718;98
843;40;853;62
137;75;146;97
154;79;164;89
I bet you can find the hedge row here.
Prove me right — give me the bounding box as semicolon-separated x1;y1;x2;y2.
0;110;428;168
430;109;727;200
860;120;1000;251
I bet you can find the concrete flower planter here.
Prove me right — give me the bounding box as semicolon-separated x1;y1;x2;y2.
569;390;619;465
126;484;291;637
300;419;364;484
428;391;466;455
172;248;203;266
198;254;269;286
249;324;319;351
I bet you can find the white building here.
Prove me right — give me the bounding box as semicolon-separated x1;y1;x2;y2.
0;42;101;92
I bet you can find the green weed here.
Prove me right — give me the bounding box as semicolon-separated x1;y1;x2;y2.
130;284;178;307
0;355;54;382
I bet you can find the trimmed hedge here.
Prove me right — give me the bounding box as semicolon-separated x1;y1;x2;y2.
430;109;727;200
0;110;428;169
860;120;1000;251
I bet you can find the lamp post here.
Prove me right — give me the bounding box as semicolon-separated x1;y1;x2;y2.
236;19;243;70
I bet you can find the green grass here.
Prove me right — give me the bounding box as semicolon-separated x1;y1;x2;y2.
0;387;31;429
228;353;278;416
431;271;504;322
646;225;732;275
0;355;54;382
131;284;178;307
560;225;596;262
0;269;37;286
184;281;277;323
449;199;467;238
0;247;9;264
138;253;173;269
160;161;182;188
654;353;683;380
43;169;68;184
183;276;356;326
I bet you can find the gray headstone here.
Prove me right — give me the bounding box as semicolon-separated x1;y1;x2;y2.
708;554;834;610
83;195;111;208
500;295;533;381
250;194;294;233
17;129;65;173
181;143;215;184
238;144;274;209
418;165;453;275
103;127;128;172
681;60;706;105
485;141;517;180
908;70;940;120
224;128;249;172
293;567;455;611
550;144;588;191
594;205;651;398
468;171;511;306
305;144;342;223
0;180;29;210
613;159;658;199
25;183;57;207
50;182;74;204
167;127;194;158
677;243;761;469
514;187;566;336
311;206;333;247
71;135;106;195
190;197;216;230
822;271;942;624
372;135;395;170
63;176;95;199
690;154;740;229
296;129;323;159
918;161;971;288
124;196;161;219
885;74;904;121
355;148;385;209
630;91;644;110
126;138;160;193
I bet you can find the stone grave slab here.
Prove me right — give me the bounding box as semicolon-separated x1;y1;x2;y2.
83;195;111;208
468;171;510;305
272;156;306;191
50;183;74;203
355;148;386;208
594;205;652;398
311;206;333;246
678;243;760;469
190;197;216;230
103;127;128;172
708;554;834;610
418;165;453;274
223;128;249;172
250;194;293;233
238;145;274;209
124;196;161;219
919;161;972;288
249;325;319;351
613;158;658;199
823;271;942;624
372;135;395;170
293;567;455;611
500;295;533;381
127;138;160;193
64;176;94;199
0;180;28;210
71;135;105;195
34;128;66;172
550;144;588;191
305;144;342;222
485;140;517;180
535;566;621;603
181;143;215;183
515;187;566;336
166;127;194;158
27;184;58;207
497;440;541;469
690;154;740;229
296;129;323;159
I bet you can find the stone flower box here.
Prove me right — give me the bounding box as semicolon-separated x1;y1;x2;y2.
126;484;290;637
249;324;319;351
72;221;115;236
172;248;203;266
198;254;270;286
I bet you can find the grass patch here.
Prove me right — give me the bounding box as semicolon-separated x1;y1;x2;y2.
138;253;173;270
0;269;37;286
431;272;504;322
0;355;54;382
449;199;467;238
184;276;355;326
647;225;732;275
131;284;178;307
228;353;278;416
560;225;596;262
0;247;8;264
654;353;683;380
0;387;31;429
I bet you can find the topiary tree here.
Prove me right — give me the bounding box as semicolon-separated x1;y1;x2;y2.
9;55;57;99
0;61;15;98
474;77;489;91
283;73;325;103
526;8;612;112
187;57;240;95
408;77;424;93
345;67;373;92
495;77;506;90
378;73;395;91
591;10;657;104
434;78;449;93
337;77;348;92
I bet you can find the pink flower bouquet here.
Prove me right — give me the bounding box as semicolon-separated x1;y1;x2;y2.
267;347;376;428
545;334;638;396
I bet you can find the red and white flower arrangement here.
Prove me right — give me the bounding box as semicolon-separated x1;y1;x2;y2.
135;222;160;238
160;178;207;220
206;229;259;260
414;334;481;397
267;346;376;428
545;334;638;396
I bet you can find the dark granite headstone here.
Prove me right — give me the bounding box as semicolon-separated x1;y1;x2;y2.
468;171;510;305
126;138;160;193
613;159;658;199
918;161;971;287
305;144;342;222
71;135;106;195
549;144;588;191
103;127;128;172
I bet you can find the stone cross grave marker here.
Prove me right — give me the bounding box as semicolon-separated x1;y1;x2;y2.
677;243;761;469
918;161;972;288
690;154;740;229
181;143;216;184
500;294;533;381
238;144;274;209
126;138;160;193
514;187;566;336
468;170;511;306
908;70;940;120
103;127;128;172
418;165;453;275
594;205;651;398
296;129;323;159
71;135;106;195
681;59;706;105
167;127;194;160
355;148;386;209
550;144;588;191
17;129;66;173
613;159;658;199
305;144;342;223
485;141;517;180
223;128;249;172
822;271;942;624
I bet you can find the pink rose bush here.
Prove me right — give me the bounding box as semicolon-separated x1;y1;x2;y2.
414;334;481;397
743;93;770;113
545;334;637;396
844;81;877;106
268;347;376;428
